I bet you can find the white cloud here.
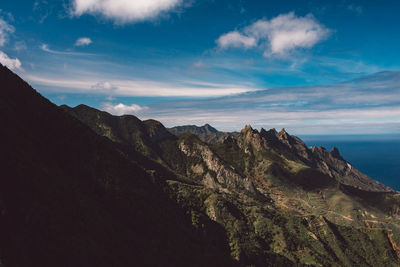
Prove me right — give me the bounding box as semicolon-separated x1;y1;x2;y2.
40;43;94;56
71;0;183;23
216;31;257;49
0;51;21;70
0;17;21;70
102;102;148;116
75;37;92;46
25;74;257;97
0;17;14;47
91;81;117;91
217;12;331;57
40;44;51;52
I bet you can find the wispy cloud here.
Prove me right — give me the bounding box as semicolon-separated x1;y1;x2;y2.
24;73;258;97
14;41;27;51
91;81;117;91
216;12;331;57
74;37;92;47
40;43;94;56
33;0;54;23
70;0;184;24
0;17;14;46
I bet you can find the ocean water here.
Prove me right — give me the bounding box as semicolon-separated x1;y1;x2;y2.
300;135;400;191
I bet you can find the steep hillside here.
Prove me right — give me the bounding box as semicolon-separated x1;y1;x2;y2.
0;65;236;267
64;102;400;266
2;65;400;266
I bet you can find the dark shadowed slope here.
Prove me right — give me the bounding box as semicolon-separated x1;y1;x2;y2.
0;65;235;267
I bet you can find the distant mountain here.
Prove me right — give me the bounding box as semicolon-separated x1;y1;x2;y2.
168;124;238;143
3;64;400;266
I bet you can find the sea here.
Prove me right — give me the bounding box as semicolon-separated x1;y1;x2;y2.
300;135;400;191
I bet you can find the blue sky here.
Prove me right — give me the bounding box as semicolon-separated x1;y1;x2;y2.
0;0;400;134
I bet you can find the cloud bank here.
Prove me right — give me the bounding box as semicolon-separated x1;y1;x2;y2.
40;43;94;56
25;74;257;97
71;0;183;23
122;71;400;134
217;12;331;57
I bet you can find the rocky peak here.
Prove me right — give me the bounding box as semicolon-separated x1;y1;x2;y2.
277;128;294;147
279;128;287;134
260;128;278;139
240;125;254;134
270;128;278;135
259;128;282;150
203;123;218;133
143;119;174;142
331;147;344;160
240;125;264;140
239;125;267;151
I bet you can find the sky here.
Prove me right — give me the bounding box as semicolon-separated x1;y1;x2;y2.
1;0;400;134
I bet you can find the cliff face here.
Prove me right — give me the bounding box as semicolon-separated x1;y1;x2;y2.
3;64;400;267
235;125;393;193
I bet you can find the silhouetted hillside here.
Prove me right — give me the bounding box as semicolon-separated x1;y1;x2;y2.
0;65;235;267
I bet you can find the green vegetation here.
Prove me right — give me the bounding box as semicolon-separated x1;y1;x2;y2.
64;98;400;266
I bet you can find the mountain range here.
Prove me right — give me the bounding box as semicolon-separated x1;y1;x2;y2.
1;64;400;266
